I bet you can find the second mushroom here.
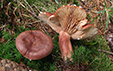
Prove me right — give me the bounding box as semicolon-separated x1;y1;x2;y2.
39;4;100;61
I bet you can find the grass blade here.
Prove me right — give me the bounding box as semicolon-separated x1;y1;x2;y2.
55;0;61;7
91;16;98;24
105;11;110;31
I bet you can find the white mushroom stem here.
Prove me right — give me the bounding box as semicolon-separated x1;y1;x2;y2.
59;31;73;61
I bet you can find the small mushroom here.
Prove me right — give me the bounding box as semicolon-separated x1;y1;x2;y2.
38;5;100;61
15;30;53;60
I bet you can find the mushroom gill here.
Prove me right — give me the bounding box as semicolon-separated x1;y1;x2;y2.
39;4;100;61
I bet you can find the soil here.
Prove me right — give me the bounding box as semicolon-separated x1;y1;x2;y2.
0;0;113;71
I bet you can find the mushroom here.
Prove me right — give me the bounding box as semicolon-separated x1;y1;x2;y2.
38;5;100;61
15;30;53;60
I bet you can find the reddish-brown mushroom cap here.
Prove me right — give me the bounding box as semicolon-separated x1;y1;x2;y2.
39;5;100;39
38;4;100;61
15;30;53;60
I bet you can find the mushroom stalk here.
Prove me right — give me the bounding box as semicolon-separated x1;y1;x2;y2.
38;4;100;61
59;31;73;61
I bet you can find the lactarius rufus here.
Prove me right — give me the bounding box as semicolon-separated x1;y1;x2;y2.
15;30;53;60
39;4;100;61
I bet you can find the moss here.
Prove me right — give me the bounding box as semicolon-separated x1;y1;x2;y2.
72;36;113;70
0;0;113;71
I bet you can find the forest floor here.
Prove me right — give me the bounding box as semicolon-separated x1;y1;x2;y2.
0;0;113;71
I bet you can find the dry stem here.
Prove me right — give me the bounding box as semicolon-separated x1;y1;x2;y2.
98;49;113;55
17;0;47;33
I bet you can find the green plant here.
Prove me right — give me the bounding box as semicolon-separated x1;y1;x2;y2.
91;4;113;33
0;25;59;70
71;36;113;70
0;0;113;71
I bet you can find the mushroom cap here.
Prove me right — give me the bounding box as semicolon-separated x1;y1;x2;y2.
15;30;53;60
39;4;100;40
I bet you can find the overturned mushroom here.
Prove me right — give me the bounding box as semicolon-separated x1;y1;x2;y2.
39;4;100;61
15;30;53;60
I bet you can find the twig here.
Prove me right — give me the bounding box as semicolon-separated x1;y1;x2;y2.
18;0;48;33
18;0;38;19
0;24;6;29
5;38;12;45
24;0;35;13
17;1;23;19
33;4;40;13
6;2;12;18
13;7;18;20
24;0;40;19
39;21;48;34
98;49;113;55
17;0;32;15
24;0;48;34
